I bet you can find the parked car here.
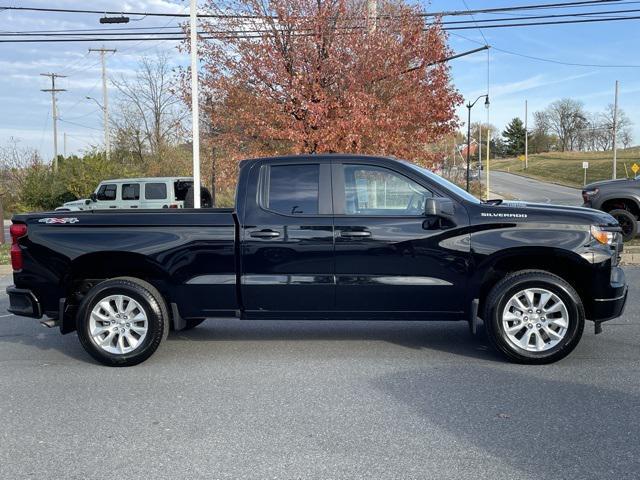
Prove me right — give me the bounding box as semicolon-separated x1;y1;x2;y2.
55;177;212;211
8;154;627;366
582;175;640;241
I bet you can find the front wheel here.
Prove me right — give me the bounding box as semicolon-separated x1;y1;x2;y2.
609;209;637;242
483;270;585;364
76;277;170;366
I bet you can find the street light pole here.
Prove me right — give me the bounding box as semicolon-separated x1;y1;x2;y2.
466;107;472;192
466;94;489;192
190;0;201;209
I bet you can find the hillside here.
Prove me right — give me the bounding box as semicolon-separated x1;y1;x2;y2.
491;148;640;188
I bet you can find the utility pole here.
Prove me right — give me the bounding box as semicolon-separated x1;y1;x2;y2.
524;100;528;170
89;47;116;159
190;0;201;209
367;0;377;33
612;80;619;180
63;132;67;157
478;124;482;178
486;124;491;200
40;73;66;172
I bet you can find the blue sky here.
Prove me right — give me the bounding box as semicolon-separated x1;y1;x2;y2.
2;0;640;160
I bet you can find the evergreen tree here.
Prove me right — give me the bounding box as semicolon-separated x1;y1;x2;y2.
502;117;527;156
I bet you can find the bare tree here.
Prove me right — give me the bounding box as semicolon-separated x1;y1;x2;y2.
111;52;188;161
537;99;588;151
621;129;633;149
0;138;43;215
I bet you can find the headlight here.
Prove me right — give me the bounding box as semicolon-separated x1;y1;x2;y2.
591;225;615;245
582;188;599;203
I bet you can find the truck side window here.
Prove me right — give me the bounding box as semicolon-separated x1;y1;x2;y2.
266;164;319;215
145;183;167;200
96;184;117;201
122;183;140;201
343;165;432;216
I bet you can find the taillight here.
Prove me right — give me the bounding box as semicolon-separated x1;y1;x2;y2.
9;223;27;271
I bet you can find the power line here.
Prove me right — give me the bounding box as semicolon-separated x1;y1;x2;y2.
3;11;640;43
442;7;640;24
449;31;640;67
492;44;640;67
446;12;640;29
461;0;489;45
429;0;628;17
6;4;640;35
58;119;103;131
0;1;629;19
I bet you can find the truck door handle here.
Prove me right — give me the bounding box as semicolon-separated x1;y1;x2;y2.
340;230;371;237
250;230;280;238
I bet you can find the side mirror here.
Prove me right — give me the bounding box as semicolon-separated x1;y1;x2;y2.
90;193;97;202
425;197;455;217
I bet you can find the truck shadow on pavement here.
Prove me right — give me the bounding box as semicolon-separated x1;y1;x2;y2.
374;365;640;480
0;316;503;364
167;320;503;362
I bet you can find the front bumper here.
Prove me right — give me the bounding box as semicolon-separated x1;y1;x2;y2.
6;286;42;319
587;266;628;322
590;285;628;322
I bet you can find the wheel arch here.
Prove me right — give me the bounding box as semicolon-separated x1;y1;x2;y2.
61;252;174;334
474;247;591;318
600;196;640;217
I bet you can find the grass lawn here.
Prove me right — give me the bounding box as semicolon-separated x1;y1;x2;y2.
491;148;640;188
0;243;9;265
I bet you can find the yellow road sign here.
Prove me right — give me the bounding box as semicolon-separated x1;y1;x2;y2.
632;163;640;174
518;155;525;161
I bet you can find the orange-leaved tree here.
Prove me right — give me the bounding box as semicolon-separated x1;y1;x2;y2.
187;0;462;195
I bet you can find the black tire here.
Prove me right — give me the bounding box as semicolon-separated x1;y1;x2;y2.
184;318;206;330
76;277;170;366
609;209;637;242
483;270;585;364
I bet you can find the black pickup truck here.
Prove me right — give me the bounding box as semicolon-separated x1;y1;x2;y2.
7;155;628;366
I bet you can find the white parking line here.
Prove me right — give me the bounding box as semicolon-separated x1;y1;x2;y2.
0;313;14;318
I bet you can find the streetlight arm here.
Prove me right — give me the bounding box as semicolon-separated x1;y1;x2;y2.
86;96;104;111
467;94;489;109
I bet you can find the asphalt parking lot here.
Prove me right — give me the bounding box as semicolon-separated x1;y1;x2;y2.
1;270;639;480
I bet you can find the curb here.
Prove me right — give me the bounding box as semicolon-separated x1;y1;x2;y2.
621;254;640;266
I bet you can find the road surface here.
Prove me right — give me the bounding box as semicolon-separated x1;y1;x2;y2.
0;270;639;480
488;171;581;206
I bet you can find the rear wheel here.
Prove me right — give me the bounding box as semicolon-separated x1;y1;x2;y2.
609;209;637;242
483;270;584;364
76;277;169;366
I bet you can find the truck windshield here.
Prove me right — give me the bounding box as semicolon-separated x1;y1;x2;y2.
403;162;482;204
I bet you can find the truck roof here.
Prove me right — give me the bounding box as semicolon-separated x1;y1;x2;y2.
239;153;397;169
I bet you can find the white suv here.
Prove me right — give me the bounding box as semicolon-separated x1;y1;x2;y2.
56;177;211;211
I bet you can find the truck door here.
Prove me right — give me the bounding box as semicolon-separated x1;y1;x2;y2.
332;160;470;318
240;158;334;317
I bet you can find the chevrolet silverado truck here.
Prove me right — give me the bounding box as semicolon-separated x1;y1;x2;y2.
7;155;628;366
582;175;640;242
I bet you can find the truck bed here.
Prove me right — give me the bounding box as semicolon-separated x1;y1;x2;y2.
12;209;239;321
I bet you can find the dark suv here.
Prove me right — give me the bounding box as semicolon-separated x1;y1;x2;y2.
583;175;640;241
